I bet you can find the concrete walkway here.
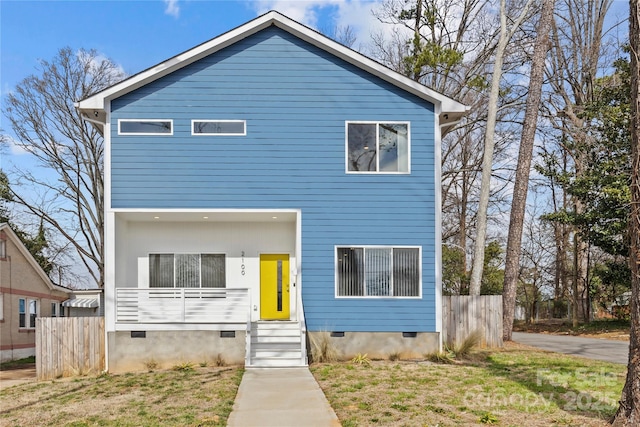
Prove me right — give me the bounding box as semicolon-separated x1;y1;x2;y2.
512;332;629;364
227;368;341;427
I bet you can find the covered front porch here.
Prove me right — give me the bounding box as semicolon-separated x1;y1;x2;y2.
105;209;306;371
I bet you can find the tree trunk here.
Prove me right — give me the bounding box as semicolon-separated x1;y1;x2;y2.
611;0;640;423
469;0;510;296
572;231;581;327
468;0;534;295
502;0;555;341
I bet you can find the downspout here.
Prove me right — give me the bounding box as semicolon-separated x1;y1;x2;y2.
436;114;463;352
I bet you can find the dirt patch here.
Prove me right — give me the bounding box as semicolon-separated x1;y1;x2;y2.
0;364;36;390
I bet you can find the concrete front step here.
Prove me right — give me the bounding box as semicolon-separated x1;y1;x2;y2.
251;348;302;358
248;357;307;367
248;321;307;367
252;336;301;345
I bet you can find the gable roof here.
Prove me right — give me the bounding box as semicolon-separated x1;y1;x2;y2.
76;11;468;134
0;223;71;294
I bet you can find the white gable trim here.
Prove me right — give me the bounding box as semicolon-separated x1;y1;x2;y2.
76;11;468;127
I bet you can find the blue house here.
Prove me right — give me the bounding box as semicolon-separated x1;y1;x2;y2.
77;11;467;372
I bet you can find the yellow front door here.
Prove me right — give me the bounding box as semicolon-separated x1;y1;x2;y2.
260;254;290;320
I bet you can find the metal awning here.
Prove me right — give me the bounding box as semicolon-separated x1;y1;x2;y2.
62;298;99;308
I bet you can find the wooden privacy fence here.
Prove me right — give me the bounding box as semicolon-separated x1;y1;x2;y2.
36;317;105;381
442;295;503;348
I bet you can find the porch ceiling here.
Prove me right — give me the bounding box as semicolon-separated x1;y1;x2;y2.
114;210;298;223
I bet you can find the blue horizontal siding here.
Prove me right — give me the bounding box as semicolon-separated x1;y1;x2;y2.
110;26;438;332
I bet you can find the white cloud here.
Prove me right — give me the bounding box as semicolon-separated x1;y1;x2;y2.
251;0;337;27
250;1;408;50
2;134;29;156
164;0;180;18
76;50;126;81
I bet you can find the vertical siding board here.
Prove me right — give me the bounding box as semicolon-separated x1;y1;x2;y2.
111;27;437;332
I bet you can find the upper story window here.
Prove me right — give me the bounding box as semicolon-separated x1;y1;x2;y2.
192;120;246;136
118;119;173;135
149;253;226;288
346;122;410;173
336;246;421;298
0;239;5;258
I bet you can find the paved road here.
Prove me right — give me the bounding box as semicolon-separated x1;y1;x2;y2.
512;332;629;364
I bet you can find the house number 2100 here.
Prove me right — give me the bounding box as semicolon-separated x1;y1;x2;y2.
241;251;246;276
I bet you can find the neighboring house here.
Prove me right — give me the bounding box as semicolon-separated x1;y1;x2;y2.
62;288;104;318
77;11;468;372
0;223;71;362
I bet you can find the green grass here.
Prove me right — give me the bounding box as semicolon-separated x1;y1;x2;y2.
311;343;626;426
0;356;35;370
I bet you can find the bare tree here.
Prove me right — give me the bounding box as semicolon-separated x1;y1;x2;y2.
371;0;522;279
611;0;640;423
469;0;535;295
2;47;125;288
542;0;614;324
502;0;556;340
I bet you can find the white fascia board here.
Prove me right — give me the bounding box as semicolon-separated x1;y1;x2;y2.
77;11;468;121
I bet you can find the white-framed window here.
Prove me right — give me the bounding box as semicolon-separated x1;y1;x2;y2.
19;298;26;327
336;246;421;298
51;302;64;317
118;119;173;135
29;300;37;327
192;120;246;136
149;253;226;288
19;298;38;328
0;293;3;321
346;122;410;173
0;239;6;258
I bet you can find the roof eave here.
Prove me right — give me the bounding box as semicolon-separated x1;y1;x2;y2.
76;11;467;120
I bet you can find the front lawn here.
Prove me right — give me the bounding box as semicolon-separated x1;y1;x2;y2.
311;342;626;426
0;343;626;426
0;366;242;427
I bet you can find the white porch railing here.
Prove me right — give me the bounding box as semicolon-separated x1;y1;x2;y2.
297;284;308;366
116;288;251;324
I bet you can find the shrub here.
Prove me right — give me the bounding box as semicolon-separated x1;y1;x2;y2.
351;353;371;366
309;331;339;363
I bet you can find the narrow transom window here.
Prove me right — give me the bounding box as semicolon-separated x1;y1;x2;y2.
149;254;226;288
118;120;173;135
346;122;410;173
336;246;420;297
192;120;246;136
